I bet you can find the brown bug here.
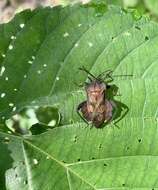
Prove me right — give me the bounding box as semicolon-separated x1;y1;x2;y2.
77;67;118;128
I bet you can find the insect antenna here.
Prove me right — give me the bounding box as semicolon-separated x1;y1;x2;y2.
98;69;133;83
97;70;113;79
112;74;133;77
97;70;114;83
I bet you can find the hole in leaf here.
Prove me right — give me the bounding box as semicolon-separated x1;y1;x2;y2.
4;137;10;144
20;23;25;28
145;36;149;41
138;139;142;143
73;135;78;143
98;144;102;149
122;184;125;186
33;158;38;165
21;161;25;165
35;106;60;127
1;93;6;98
92;157;95;160
9;45;13;50
135;26;141;30
15;174;18;178
127;146;130;150
104;163;107;167
88;42;93;47
32;56;35;60
111;36;114;40
24;180;28;185
77;158;81;162
63;32;69;37
9;103;14;107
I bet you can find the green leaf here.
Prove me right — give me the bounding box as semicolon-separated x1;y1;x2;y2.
123;0;139;7
1;119;158;190
0;9;34;66
0;4;157;124
144;0;158;16
0;3;158;189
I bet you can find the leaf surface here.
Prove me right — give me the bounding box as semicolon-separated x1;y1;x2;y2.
1;118;158;190
144;0;158;16
0;3;158;190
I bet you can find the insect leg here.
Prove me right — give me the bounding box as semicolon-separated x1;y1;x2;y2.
77;101;89;125
97;69;113;79
88;76;93;82
99;70;114;83
104;76;114;83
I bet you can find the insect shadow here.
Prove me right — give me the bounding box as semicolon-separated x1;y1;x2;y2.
105;84;129;128
76;66;130;128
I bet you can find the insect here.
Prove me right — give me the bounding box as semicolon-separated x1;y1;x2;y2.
77;66;118;128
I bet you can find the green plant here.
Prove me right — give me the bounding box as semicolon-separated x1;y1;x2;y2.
0;2;158;190
144;0;158;16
